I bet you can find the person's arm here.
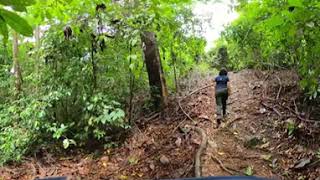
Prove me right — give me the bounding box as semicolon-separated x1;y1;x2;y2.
227;77;231;95
213;77;217;84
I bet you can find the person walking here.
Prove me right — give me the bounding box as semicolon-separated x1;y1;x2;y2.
214;68;230;127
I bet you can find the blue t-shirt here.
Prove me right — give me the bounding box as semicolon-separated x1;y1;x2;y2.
215;75;229;90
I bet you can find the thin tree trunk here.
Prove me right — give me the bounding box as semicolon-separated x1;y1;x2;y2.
35;26;41;91
171;47;179;93
12;31;23;95
128;45;135;124
91;40;97;90
141;32;168;109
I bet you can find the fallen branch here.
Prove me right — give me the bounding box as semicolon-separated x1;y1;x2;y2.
187;125;207;177
145;112;159;121
211;155;234;175
171;118;187;134
183;84;214;100
261;102;282;117
224;116;242;128
178;100;196;123
282;105;318;123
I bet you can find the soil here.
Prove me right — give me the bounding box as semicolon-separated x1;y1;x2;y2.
1;70;319;180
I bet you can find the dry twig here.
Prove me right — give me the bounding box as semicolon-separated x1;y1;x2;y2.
187;84;214;97
211;156;234;175
261;102;282;117
275;75;282;100
178;100;196;123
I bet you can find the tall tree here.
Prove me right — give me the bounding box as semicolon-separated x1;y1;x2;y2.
142;32;168;108
12;31;23;94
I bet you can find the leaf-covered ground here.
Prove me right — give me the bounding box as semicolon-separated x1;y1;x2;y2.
1;70;319;180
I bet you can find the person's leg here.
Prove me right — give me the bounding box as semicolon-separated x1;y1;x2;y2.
222;96;227;116
215;94;223;127
222;92;228;117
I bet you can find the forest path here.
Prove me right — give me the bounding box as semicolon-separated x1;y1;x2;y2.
2;70;319;180
199;70;278;178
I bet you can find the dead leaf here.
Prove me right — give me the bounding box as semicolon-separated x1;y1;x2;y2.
192;138;201;145
259;108;267;114
175;137;182;147
259;142;270;149
208;140;217;149
149;163;155;170
160;155;170;165
128;157;139;165
101;156;109;162
294;158;311;169
261;154;272;161
199;114;210;120
119;175;128;180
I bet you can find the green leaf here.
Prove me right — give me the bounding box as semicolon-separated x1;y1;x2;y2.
0;0;35;7
12;6;27;12
288;0;303;8
0;8;33;36
265;15;284;28
244;166;254;176
0;16;8;44
286;119;296;136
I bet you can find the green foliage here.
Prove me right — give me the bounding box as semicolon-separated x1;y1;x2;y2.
0;0;34;39
286;119;296;136
217;0;320;98
0;0;206;165
244;166;254;176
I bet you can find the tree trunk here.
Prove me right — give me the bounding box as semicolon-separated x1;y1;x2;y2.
35;26;41;91
171;48;179;93
141;32;168;109
91;40;97;90
12;31;23;95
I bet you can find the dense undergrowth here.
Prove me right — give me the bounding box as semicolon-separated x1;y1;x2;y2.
0;0;208;165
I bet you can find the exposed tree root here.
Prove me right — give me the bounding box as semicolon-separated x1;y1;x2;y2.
187;126;208;177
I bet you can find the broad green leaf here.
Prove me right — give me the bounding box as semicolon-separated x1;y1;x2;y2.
265;15;284;28
12;6;27;12
0;0;35;7
0;8;33;36
288;0;303;7
0;16;8;44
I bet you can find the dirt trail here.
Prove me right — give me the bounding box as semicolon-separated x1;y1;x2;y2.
200;70;278;177
1;70;319;180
